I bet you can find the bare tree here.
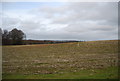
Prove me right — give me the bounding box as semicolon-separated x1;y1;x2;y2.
0;28;2;45
2;29;10;45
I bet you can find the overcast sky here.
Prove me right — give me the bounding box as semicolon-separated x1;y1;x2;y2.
0;2;118;41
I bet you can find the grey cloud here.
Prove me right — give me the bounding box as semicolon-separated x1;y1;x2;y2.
53;2;117;25
20;20;41;30
2;2;118;41
1;15;21;30
91;25;117;31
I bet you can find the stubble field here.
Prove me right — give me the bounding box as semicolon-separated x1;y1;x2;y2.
2;40;118;79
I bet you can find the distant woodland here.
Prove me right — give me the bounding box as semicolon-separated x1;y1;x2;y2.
0;28;25;45
0;28;81;45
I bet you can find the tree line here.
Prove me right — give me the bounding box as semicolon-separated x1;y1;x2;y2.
0;28;83;45
0;28;26;45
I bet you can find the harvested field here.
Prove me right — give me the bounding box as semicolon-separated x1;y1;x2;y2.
2;40;118;79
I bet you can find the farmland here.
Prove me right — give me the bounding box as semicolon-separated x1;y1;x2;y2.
2;40;118;79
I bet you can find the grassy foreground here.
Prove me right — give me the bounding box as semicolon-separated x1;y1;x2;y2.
3;67;118;79
2;40;118;79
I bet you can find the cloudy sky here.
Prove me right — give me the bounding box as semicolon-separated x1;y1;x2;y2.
0;2;118;41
